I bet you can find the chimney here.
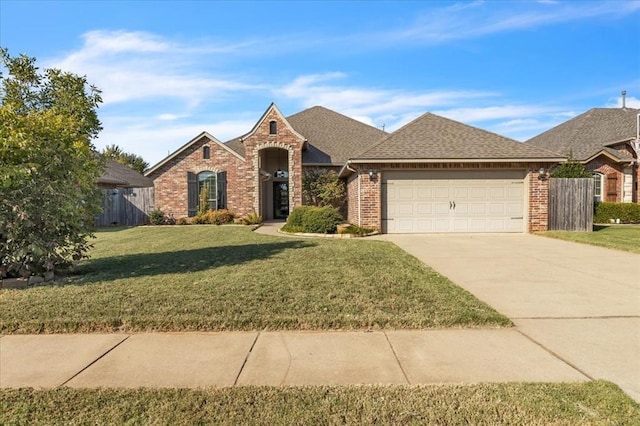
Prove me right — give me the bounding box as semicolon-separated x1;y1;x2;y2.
622;90;627;109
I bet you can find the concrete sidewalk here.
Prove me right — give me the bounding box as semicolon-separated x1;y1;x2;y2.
0;330;588;389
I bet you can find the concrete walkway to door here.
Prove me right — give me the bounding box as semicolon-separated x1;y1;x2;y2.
381;233;640;402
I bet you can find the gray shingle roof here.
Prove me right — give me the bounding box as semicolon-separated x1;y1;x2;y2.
355;113;562;160
287;106;387;164
526;108;640;161
224;106;387;164
99;160;153;188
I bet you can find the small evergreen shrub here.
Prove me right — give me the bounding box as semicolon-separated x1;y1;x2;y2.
594;202;640;224
282;206;343;234
149;209;167;225
192;209;235;225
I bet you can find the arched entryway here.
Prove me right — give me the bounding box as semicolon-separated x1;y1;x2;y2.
258;147;290;220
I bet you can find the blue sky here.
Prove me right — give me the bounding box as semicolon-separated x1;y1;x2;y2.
2;0;639;166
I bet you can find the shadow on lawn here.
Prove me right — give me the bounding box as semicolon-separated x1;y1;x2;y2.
67;240;314;286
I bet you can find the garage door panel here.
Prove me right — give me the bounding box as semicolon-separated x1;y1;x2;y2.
382;171;526;234
397;187;414;200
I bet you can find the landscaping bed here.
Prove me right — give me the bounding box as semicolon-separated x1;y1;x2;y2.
2;382;638;425
0;226;509;333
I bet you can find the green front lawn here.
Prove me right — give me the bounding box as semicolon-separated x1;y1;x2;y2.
541;225;640;254
0;226;509;333
2;382;638;425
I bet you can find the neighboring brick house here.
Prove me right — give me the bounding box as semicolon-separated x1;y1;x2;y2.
146;103;564;233
527;107;640;204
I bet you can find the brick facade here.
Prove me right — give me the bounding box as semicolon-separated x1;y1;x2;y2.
147;135;247;218
585;148;638;203
148;105;306;220
241;108;305;216
345;162;552;232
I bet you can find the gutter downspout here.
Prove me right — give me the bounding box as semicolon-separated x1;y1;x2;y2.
345;161;361;226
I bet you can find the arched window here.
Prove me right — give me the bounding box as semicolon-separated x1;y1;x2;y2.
269;120;277;135
593;172;603;203
198;172;217;212
203;146;210;159
187;170;227;216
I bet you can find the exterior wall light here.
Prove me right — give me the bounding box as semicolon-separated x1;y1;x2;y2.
538;167;548;180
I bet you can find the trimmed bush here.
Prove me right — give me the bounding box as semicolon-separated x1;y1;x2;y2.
192;209;235;225
282;206;343;234
149;209;167;225
594;202;640;224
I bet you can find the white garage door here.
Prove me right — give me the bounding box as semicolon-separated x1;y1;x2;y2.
382;170;526;233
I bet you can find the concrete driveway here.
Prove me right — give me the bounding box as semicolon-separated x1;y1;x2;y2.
383;233;640;401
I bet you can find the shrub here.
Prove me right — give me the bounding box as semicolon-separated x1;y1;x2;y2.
149;209;167;225
176;217;189;225
240;210;263;225
594;202;640;224
338;224;376;236
282;206;343;234
192;209;235;225
284;205;313;228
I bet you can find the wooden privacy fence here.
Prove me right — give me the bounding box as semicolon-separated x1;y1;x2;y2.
95;187;154;227
548;178;594;231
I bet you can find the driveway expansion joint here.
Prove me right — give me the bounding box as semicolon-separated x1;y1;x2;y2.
514;329;594;381
58;334;130;387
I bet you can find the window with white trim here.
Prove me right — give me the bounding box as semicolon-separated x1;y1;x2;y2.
593;172;603;203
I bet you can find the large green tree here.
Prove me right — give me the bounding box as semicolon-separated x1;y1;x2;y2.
101;144;149;174
0;48;103;278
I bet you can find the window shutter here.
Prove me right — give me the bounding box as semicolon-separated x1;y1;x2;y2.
606;173;618;202
217;171;227;210
187;172;198;216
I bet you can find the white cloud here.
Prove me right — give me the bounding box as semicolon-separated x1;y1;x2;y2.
95;116;256;166
347;1;640;47
276;72;495;128
47;30;260;107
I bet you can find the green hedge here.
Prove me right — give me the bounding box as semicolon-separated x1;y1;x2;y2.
282;206;343;234
594;202;640;224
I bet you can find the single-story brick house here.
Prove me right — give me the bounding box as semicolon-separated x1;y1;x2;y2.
146;103;564;233
527;107;640;204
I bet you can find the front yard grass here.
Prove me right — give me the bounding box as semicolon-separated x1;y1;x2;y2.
0;226;509;333
2;382;638;425
541;224;640;254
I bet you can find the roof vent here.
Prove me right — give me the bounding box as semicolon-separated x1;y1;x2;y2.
622;90;627;109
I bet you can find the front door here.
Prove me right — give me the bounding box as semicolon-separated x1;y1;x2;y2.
273;182;289;219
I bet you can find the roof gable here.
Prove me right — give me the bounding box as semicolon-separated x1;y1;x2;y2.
526;108;640;161
355;112;562;161
240;103;307;144
145;131;244;177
